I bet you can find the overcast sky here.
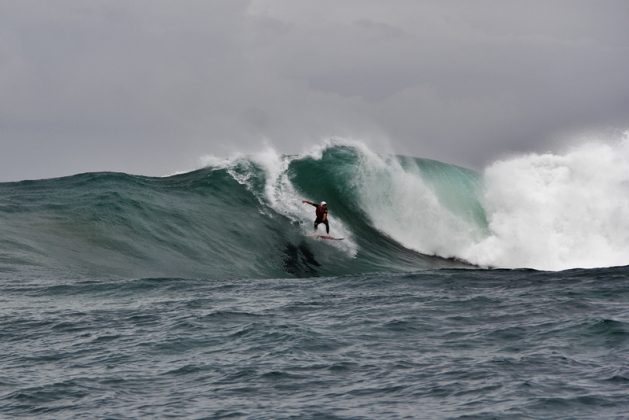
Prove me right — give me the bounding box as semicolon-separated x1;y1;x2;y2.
1;0;628;181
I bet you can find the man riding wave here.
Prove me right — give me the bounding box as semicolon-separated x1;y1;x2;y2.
302;200;329;234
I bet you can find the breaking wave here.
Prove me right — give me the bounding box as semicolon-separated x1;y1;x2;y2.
1;134;628;278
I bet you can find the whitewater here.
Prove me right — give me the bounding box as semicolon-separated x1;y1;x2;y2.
207;133;629;272
2;134;629;418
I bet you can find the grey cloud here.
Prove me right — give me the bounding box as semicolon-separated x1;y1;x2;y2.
1;0;628;180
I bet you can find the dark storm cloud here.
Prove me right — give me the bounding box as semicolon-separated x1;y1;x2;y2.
1;0;628;180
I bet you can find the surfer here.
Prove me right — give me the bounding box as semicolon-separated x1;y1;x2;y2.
302;200;329;234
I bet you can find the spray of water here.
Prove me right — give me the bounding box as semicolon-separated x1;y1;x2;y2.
200;132;629;271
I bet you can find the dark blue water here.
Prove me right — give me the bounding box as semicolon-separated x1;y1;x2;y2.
2;268;628;418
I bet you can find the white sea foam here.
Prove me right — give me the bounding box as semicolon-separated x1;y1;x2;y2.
351;132;629;270
463;133;629;270
350;144;482;259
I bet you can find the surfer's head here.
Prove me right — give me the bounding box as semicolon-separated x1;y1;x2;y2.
321;201;327;207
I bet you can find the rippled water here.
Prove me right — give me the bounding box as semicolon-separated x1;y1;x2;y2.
2;267;628;418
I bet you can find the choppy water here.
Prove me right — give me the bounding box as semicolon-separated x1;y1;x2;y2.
1;268;628;418
2;141;629;418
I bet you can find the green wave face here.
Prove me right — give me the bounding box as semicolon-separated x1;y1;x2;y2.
288;145;487;266
0;144;485;280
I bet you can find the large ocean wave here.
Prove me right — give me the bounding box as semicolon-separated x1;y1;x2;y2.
1;135;628;278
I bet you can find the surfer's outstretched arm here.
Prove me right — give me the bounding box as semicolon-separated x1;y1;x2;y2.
302;200;317;207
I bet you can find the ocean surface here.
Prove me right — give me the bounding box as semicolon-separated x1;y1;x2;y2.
1;142;629;418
